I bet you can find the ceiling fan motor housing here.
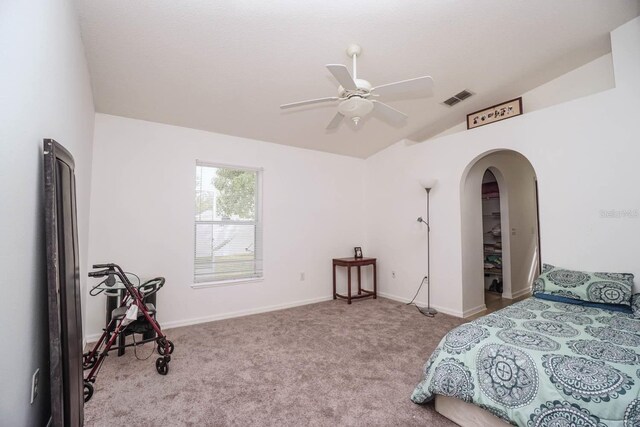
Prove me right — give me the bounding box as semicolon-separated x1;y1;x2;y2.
338;79;372;98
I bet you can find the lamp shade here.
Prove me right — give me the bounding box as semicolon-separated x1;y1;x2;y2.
420;179;438;190
338;97;374;118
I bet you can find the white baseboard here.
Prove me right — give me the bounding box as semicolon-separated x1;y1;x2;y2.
462;303;487;318
85;295;334;343
509;287;532;299
377;291;413;304
85;331;103;344
430;303;465;318
377;291;464;318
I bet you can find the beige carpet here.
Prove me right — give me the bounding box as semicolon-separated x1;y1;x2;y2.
84;298;464;426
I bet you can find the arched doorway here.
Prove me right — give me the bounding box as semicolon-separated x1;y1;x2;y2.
460;150;540;316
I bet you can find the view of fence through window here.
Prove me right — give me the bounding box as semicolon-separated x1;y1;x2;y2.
194;163;262;283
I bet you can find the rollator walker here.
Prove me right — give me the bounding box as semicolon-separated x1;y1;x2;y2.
82;263;174;402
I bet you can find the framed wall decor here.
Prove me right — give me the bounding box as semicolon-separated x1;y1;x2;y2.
354;247;363;259
467;97;523;129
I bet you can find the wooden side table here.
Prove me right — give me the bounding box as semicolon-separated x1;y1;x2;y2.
332;257;377;304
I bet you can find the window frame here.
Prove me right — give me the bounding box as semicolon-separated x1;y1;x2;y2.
191;160;264;289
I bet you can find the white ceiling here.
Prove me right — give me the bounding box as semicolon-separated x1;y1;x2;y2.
75;1;639;158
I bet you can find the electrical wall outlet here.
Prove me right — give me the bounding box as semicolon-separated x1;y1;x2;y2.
30;368;39;404
300;272;305;281
391;271;396;279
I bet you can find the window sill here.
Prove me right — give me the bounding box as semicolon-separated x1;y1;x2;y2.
190;277;264;289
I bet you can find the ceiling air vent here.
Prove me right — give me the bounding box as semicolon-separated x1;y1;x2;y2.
442;90;474;107
455;90;473;100
443;97;460;107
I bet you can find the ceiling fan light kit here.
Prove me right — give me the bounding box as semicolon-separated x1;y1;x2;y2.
338;97;374;124
279;44;434;130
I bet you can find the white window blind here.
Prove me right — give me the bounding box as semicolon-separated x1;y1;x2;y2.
194;162;263;283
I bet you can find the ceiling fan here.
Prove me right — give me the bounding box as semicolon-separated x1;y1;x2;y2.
280;44;434;129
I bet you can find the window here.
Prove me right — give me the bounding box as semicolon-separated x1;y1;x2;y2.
194;162;263;284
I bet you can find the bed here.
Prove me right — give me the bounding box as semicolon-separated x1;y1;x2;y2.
411;296;640;426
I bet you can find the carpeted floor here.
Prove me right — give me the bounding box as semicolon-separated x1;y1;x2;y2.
84;298;465;426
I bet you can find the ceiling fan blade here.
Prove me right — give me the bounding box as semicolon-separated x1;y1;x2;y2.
280;97;339;109
372;100;408;124
372;76;434;98
326;64;357;90
326;112;344;130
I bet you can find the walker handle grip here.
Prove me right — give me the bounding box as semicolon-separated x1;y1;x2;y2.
92;263;114;269
88;269;110;278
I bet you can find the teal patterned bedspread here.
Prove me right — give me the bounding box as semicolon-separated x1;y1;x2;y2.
411;297;640;426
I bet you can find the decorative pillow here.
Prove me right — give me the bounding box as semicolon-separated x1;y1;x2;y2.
633;293;640;319
533;264;634;307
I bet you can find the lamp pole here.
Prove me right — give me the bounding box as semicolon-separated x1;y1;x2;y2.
423;187;437;316
415;180;438;316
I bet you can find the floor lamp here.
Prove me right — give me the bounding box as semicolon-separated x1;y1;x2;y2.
417;179;438;316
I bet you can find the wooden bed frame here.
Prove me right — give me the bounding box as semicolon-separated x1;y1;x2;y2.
435;395;511;427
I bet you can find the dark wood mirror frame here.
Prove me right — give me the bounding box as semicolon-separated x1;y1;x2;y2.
43;139;84;427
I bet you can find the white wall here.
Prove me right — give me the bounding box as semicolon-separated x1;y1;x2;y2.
0;0;95;425
522;53;615;112
86;114;365;339
364;17;640;317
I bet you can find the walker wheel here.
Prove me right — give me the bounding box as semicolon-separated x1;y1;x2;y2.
83;381;94;403
156;357;169;375
157;339;174;356
82;353;98;370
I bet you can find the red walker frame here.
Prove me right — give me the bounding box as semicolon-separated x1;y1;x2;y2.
82;263;174;402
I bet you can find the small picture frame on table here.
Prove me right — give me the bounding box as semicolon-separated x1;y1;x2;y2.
354;247;363;259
